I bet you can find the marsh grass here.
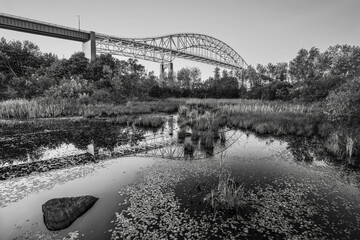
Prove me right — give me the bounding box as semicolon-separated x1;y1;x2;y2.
184;142;196;159
0;99;180;119
170;98;319;114
191;128;200;141
220;132;226;144
204;153;245;217
178;105;189;117
200;130;214;150
134;115;165;128
216;170;245;211
0;98;90;119
175;98;360;164
177;128;187;142
346;137;354;159
174;98;322;138
221;105;322;137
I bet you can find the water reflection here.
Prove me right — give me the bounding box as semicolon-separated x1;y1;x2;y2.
1;117;360;191
0;119;149;166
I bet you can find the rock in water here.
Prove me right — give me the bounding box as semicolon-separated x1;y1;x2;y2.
42;195;99;231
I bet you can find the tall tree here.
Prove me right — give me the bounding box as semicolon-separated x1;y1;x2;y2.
289;47;320;83
177;68;191;91
66;52;89;77
214;67;221;80
190;67;201;90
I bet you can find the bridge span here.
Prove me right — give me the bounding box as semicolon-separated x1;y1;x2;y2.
0;12;247;73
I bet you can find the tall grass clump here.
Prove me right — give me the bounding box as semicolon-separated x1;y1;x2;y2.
200;130;214;151
215;170;244;211
184;142;196;159
191;128;200;142
134;115;166;128
178;105;189;117
204;153;245;216
177;128;187;142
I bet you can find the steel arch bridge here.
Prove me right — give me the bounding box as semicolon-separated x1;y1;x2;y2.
95;33;248;72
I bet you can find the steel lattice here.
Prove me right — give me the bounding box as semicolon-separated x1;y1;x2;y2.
95;33;248;71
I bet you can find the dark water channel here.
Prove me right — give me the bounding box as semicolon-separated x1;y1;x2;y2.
1;117;360;239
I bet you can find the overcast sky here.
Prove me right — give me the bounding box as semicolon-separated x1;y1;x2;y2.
0;0;359;79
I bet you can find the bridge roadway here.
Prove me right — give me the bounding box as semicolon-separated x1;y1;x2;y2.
0;12;247;72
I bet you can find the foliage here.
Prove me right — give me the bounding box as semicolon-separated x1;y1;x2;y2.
44;78;92;99
324;77;360;125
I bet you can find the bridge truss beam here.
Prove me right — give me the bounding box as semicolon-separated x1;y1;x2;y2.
95;33;248;71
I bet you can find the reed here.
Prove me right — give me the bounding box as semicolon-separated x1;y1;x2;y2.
177;128;187;142
204;155;245;215
191;128;200;142
0;99;180;119
0;98;89;119
216;170;244;211
346;136;354;160
200;130;214;150
134;115;165;128
220;132;226;144
178;105;189;117
184;142;196;159
180;98;319;115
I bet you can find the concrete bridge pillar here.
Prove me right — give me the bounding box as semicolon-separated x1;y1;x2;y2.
82;31;96;61
160;62;173;78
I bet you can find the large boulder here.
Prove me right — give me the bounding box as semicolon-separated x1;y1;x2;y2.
42;195;99;231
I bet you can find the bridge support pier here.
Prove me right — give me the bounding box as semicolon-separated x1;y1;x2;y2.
160;62;173;78
82;31;96;61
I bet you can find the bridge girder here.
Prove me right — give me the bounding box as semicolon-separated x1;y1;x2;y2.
95;33;248;71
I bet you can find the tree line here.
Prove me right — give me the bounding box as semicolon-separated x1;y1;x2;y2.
1;37;359;108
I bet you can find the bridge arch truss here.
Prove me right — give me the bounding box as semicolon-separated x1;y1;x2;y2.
95;33;248;71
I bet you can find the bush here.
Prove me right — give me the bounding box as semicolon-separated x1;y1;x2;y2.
324;77;360;125
92;89;113;103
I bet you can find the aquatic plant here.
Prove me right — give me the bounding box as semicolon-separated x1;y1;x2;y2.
184;142;195;159
134;115;165;128
200;131;214;150
325;131;342;157
220;132;226;145
204;169;244;217
197;115;210;131
216;170;244;210
189;109;198;120
191;128;200;142
178;105;189;117
177;128;187;142
346;136;355;161
168;116;174;135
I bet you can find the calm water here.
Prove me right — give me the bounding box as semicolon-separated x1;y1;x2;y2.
1;118;360;239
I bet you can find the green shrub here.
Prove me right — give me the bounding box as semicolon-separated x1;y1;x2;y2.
324;77;360;125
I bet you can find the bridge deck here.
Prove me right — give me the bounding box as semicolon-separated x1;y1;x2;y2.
0;13;90;42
